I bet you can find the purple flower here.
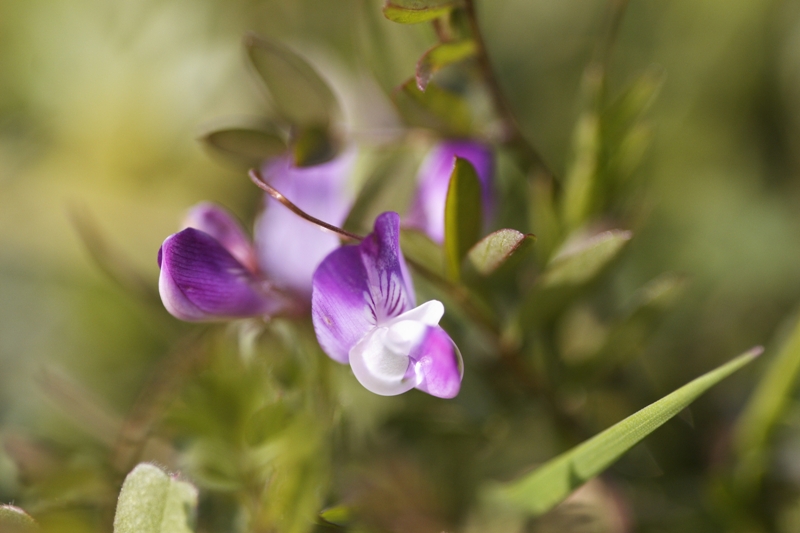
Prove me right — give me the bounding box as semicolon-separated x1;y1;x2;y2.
158;203;287;321
255;150;356;297
312;212;463;398
406;140;494;243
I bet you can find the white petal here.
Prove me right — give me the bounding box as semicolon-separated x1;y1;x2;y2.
349;327;416;396
386;300;444;327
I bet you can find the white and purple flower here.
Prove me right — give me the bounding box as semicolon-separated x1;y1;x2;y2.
312;212;463;398
406;140;494;243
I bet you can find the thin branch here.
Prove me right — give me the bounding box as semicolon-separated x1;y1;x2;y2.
249;168;365;242
463;0;554;177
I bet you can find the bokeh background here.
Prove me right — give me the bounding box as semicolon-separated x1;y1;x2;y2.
2;0;800;531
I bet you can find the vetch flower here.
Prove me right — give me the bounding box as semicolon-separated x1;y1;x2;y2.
312;212;463;398
406;140;494;243
255;149;356;297
158;203;288;321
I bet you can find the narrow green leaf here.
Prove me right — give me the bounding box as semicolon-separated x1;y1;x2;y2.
383;0;459;24
0;505;37;532
444;157;483;280
244;33;339;127
319;505;352;527
467;229;535;276
416;39;478;91
734;313;800;490
393;78;473;136
539;229;631;288
114;463;198;533
199;122;286;168
482;347;762;519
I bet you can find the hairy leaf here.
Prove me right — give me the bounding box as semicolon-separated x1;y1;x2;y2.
114;463;198;533
467;229;535;276
0;505;37;532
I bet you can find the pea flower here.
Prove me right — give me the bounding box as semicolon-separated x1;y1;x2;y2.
312;212;463;398
158;203;289;321
406;140;494;243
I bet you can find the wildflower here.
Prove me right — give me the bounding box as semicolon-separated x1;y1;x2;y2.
312;212;463;397
158;203;287;321
406;140;494;243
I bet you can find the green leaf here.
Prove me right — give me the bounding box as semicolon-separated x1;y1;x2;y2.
383;0;459;24
734;313;800;490
291;124;340;167
114;463;198;533
244;33;340;128
444;157;483;280
480;347;762;521
0;505;37;532
466;229;535;276
393;78;472;136
199;121;286;168
319;505;352;527
416;39;478;91
539;229;631;288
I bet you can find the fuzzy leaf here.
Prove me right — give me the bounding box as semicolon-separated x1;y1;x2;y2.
0;505;37;532
481;347;762;520
467;229;535;276
539;229;631;288
200;123;286;168
244;33;339;128
114;463;198;533
383;0;459;24
416;39;478;91
444;157;483;280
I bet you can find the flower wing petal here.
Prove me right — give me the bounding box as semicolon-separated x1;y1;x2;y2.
183;202;258;272
406;140;494;243
410;326;463;398
158;228;282;321
312;245;375;363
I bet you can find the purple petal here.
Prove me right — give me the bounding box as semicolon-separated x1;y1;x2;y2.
183;202;258;273
311;212;417;363
406;140;494;243
158;228;284;321
410;326;463;398
255;150;356;297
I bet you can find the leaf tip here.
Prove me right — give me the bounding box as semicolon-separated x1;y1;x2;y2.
746;345;765;359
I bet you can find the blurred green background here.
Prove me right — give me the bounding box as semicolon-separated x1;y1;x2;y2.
3;0;800;531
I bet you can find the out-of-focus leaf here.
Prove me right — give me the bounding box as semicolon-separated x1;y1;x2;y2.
383;0;459;24
291;124;339;167
393;78;472;136
466;229;535;276
528;173;561;263
479;347;762;521
0;505;37;532
319;505;352;527
245;403;290;447
244;33;340;127
444;157;482;280
539;229;631;288
199;122;286;168
561;66;603;231
114;463;198;533
603;68;663;137
734;313;800;490
401;229;444;276
416;39;478;91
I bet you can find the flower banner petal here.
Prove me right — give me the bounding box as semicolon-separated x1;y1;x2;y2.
159;228;282;321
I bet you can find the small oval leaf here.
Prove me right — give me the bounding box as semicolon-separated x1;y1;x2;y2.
444;157;483;280
0;505;37;532
480;347;762;521
416;39;478;91
539;229;632;288
383;0;459;24
200;123;286;168
244;33;340;127
114;463;198;533
393;78;473;136
467;229;535;276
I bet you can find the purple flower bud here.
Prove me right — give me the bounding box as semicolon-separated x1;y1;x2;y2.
312;212;463;398
183;202;258;273
158;226;285;322
406;140;494;243
255;150;356;298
